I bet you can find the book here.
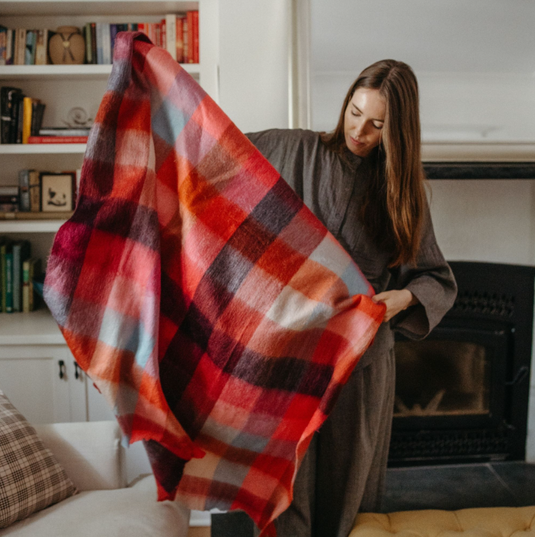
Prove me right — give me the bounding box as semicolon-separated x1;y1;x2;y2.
165;14;177;61
39;127;91;136
12;239;31;312
102;22;111;64
18;169;31;211
183;16;189;63
176;16;185;63
0;237;12;312
30;100;45;136
35;29;48;65
0;185;19;210
22;96;33;143
15;93;25;143
25;29;36;65
0;25;7;65
22;257;41;312
27;135;88;144
191;11;199;64
6;28;14;65
84;23;92;64
15;28;27;65
96;23;103;64
5;247;13;312
29;169;40;212
90;23;97;64
0;86;23;144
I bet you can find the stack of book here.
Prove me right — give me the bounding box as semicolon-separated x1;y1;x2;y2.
28;127;90;144
0;237;42;313
0;25;49;66
0;86;46;144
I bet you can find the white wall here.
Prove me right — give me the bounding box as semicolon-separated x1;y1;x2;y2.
311;72;535;142
218;0;290;133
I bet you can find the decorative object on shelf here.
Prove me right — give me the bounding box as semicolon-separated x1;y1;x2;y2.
64;107;93;128
48;26;85;65
39;172;75;212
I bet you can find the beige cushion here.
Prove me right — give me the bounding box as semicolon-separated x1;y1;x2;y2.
0;476;190;537
351;506;535;536
34;421;125;491
0;390;76;529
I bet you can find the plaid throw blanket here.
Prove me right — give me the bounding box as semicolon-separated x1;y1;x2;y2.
44;32;384;535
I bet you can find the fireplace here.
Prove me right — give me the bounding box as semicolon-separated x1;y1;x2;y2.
389;261;535;466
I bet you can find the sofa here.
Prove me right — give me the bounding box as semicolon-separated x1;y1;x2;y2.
350;506;535;536
0;420;190;537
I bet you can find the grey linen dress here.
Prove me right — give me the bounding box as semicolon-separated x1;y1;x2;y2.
246;129;458;537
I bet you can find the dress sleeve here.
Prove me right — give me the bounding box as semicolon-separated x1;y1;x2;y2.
390;202;458;340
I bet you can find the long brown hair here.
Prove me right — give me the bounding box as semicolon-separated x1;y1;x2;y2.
322;59;427;267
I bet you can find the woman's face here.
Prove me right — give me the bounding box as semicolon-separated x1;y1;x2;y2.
344;87;385;157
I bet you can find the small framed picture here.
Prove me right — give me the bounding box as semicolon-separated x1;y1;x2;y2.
40;172;75;212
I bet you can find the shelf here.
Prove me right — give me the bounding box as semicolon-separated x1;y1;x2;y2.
0;309;65;345
0;219;67;232
0;1;200;17
0;63;200;80
0;144;87;154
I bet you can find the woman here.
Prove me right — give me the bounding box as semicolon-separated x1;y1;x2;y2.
246;59;457;537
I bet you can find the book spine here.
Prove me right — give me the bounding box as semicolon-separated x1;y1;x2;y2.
22;258;30;313
27;135;88;144
1;87;21;144
84;23;92;64
12;243;21;312
15;95;24;143
15;28;26;65
30;99;41;136
22;96;32;143
29;169;40;212
183;18;189;64
5;250;13;313
6;29;14;65
165;14;177;61
90;23;97;64
102;23;111;64
35;29;45;65
25;30;35;65
176;17;184;63
110;24;118;59
96;23;103;64
0;25;7;66
0;241;7;312
19;169;31;211
192;11;199;64
187;11;195;63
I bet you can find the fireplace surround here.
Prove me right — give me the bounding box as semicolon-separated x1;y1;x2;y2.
389;261;535;466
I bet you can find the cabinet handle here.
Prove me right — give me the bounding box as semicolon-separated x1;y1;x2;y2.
74;362;82;380
58;360;66;380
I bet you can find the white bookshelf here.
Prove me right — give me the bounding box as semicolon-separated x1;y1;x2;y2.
0;144;87;154
0;63;200;79
0;309;64;345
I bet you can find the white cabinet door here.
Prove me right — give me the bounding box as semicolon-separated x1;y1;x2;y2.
0;345;87;424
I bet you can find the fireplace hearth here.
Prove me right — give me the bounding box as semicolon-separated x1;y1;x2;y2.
389;261;535;466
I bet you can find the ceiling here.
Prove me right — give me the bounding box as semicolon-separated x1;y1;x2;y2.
310;0;535;75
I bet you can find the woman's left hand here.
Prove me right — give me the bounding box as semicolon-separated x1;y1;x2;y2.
372;289;419;322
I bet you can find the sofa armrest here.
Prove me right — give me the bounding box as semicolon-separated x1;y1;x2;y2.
34;421;126;492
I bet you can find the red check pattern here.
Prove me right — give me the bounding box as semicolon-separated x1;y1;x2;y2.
43;32;385;535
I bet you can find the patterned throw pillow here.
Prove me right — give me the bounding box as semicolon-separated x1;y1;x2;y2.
0;390;77;528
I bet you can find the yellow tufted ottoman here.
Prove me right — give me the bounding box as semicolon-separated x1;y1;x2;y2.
350;506;535;536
